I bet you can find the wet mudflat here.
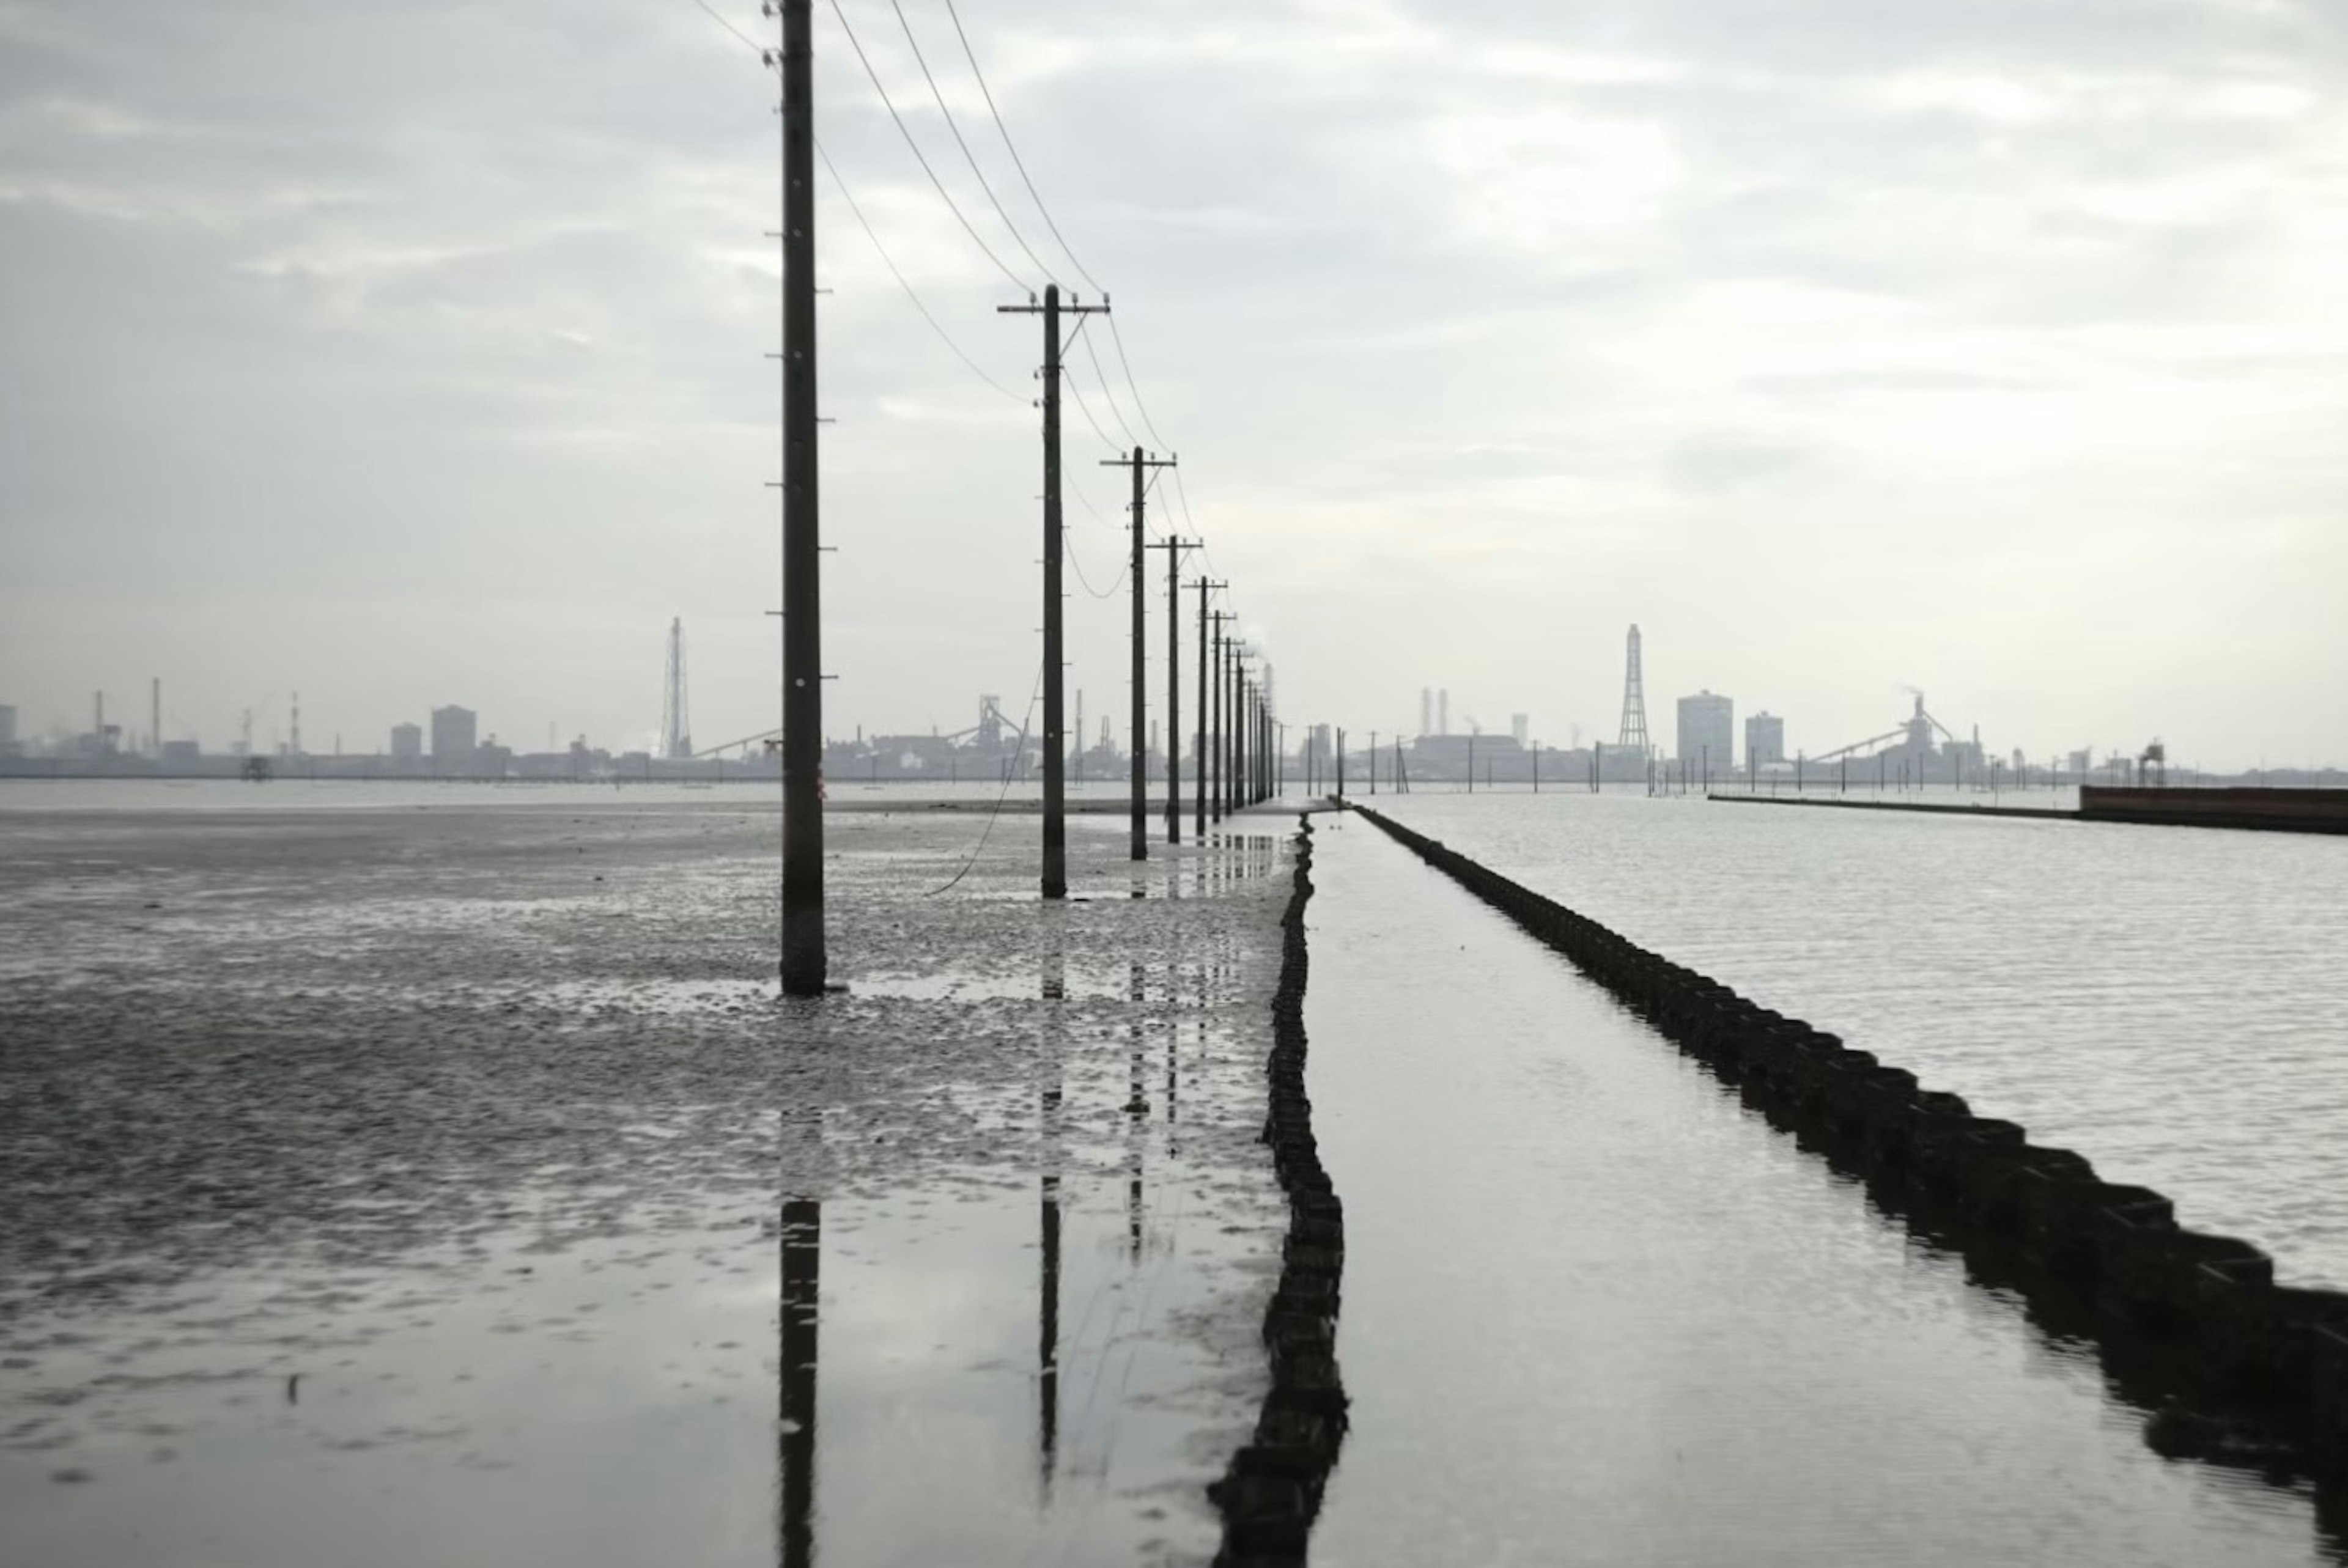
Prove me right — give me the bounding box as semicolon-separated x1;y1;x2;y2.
0;793;1293;1567
1377;790;2348;1291
1305;818;2342;1566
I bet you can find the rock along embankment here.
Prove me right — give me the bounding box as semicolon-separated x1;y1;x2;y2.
1208;817;1349;1566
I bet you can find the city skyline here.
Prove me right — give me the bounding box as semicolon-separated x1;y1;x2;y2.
7;1;2348;770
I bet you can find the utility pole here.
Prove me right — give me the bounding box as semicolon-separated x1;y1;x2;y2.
1195;580;1222;837
1370;731;1378;795
1336;727;1346;799
1209;609;1233;823
1229;646;1248;814
1103;448;1176;860
772;0;827;996
1000;284;1108;898
1152;540;1197;842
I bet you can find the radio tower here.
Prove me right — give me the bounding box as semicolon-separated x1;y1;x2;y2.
1617;623;1650;758
659;616;692;759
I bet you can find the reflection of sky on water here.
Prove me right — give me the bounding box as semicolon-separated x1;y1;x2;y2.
1380;792;2348;1289
1308;822;2344;1566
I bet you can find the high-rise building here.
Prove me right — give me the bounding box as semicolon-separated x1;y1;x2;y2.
1746;712;1785;768
391;723;423;762
1438;689;1450;737
1510;713;1529;747
1419;688;1433;737
1677;690;1734;775
430;705;478;773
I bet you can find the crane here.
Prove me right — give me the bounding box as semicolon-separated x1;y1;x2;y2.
1811;690;1959;764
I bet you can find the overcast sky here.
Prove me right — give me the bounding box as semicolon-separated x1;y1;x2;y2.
4;0;2344;768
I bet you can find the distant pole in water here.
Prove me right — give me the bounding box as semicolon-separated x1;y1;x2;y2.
1105;447;1177;859
1336;727;1346;798
1154;537;1196;843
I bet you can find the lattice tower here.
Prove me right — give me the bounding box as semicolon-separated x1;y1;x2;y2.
1617;624;1650;757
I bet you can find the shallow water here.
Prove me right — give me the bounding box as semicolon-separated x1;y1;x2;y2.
1373;790;2348;1290
1307;818;2343;1565
0;803;1293;1566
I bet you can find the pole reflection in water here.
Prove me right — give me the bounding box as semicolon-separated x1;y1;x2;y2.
1128;962;1148;1264
778;1196;819;1568
1039;935;1065;1502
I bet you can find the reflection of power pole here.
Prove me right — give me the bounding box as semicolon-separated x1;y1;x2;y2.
1195;581;1224;836
1001;285;1109;899
1150;538;1198;842
1102;448;1176;861
778;1196;819;1568
775;0;827;994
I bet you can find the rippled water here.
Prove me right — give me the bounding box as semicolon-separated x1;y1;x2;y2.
1375;792;2348;1289
1305;819;2343;1564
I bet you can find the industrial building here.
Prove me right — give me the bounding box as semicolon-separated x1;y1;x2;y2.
430;705;478;773
1677;691;1734;776
391;723;423;762
1746;712;1785;768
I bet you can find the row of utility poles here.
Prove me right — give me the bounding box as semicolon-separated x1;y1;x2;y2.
775;0;1271;993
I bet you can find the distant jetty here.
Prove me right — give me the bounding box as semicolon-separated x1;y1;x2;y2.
1710;785;2348;836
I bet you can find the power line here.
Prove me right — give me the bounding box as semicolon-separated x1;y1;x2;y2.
690;2;1023;402
1079;310;1143;449
1106;312;1173;451
1064;530;1127;599
1060;329;1127;455
943;0;1105;297
825;0;1032;293
887;0;1058;285
816;141;1025;402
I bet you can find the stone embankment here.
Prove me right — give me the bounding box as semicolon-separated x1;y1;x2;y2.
1209;819;1349;1567
1351;802;2348;1479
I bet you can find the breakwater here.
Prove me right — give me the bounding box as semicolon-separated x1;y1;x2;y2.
1349;801;2348;1482
1709;792;2074;822
2083;786;2348;834
1209;817;1349;1566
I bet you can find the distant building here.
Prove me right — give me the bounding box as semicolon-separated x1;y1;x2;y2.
0;704;15;756
1746;712;1785;768
2066;748;2092;779
390;723;423;762
430;705;478;773
1510;713;1529;748
161;739;200;767
1678;691;1734;776
474;739;512;778
1438;689;1451;737
1419;688;1433;738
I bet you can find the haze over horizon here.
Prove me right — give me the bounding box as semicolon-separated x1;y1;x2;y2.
6;0;2347;770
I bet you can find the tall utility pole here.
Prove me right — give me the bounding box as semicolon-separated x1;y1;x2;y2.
774;0;827;996
1208;609;1233;823
1152;539;1198;842
1196;581;1224;836
1230;649;1249;813
1102;448;1176;860
1001;284;1108;898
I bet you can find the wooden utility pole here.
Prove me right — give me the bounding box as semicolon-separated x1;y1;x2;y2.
1208;610;1233;823
1000;284;1107;899
775;0;827;996
1195;580;1222;837
1152;540;1197;842
1103;448;1175;860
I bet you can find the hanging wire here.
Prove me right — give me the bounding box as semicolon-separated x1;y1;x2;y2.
816;143;1027;402
1079;312;1144;449
925;661;1043;896
1105;312;1173;451
887;0;1058;285
825;0;1033;293
943;0;1106;295
1063;528;1128;598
